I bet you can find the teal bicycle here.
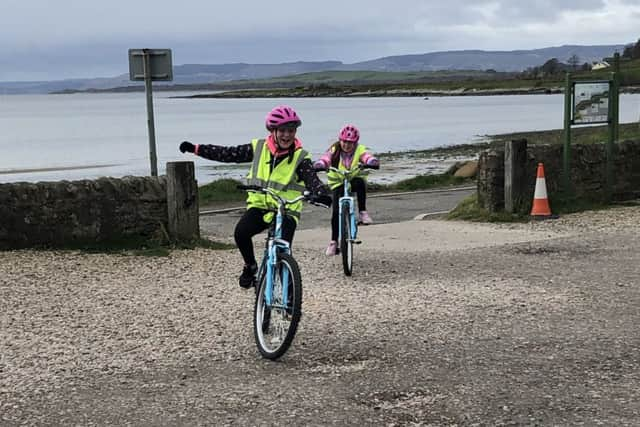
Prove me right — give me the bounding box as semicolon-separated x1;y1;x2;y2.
238;185;327;360
327;164;376;276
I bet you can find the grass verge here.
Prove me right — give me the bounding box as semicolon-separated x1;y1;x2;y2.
199;178;246;206
198;172;475;202
447;193;637;222
488;122;640;146
370;173;472;192
447;194;528;222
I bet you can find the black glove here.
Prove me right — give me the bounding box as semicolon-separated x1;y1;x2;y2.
310;194;332;207
364;160;380;170
179;141;195;153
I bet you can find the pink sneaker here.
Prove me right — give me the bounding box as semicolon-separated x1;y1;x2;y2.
325;241;338;256
359;211;373;225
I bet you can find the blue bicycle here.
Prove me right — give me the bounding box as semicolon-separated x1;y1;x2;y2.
328;165;375;276
238;185;327;360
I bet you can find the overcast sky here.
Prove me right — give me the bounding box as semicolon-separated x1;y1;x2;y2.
1;0;639;81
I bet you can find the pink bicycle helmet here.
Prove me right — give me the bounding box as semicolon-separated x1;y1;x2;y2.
339;124;360;143
265;105;302;131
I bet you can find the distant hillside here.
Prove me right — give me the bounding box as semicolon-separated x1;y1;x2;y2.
0;44;625;94
345;45;624;72
173;61;343;84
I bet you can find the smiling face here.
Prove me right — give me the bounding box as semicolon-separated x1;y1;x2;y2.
272;125;298;150
339;139;356;153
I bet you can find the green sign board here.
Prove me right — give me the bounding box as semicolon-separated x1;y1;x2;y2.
563;73;619;202
572;82;610;124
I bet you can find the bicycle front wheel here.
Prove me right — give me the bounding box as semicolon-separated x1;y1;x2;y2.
340;207;353;276
254;252;303;360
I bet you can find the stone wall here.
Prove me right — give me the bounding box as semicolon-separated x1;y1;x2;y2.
478;139;640;213
0;176;168;249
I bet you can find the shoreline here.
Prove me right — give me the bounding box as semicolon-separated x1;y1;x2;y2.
0;163;121;175
171;86;640;99
176;87;565;99
0;145;484;185
194;147;481;187
56;84;640;97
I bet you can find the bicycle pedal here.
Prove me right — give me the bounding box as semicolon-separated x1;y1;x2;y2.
354;240;362;244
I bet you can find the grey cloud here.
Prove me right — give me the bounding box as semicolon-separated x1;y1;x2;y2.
1;0;638;81
492;0;605;22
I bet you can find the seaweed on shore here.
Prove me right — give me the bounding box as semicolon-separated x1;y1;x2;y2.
376;142;490;160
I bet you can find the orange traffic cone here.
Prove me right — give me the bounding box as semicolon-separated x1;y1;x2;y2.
530;163;552;219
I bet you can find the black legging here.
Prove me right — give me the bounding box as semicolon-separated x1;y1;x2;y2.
330;177;367;241
234;207;297;267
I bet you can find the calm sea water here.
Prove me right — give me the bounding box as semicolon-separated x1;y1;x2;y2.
1;92;639;184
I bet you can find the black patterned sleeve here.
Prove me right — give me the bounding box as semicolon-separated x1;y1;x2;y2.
196;143;253;163
297;158;330;196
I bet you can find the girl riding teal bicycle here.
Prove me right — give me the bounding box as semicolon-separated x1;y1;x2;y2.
179;105;332;288
314;124;380;256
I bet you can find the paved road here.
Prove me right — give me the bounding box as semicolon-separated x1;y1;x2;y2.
199;186;475;239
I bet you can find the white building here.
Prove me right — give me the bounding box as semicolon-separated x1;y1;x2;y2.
591;61;610;70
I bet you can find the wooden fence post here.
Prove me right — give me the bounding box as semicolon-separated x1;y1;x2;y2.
504;139;527;214
166;161;199;241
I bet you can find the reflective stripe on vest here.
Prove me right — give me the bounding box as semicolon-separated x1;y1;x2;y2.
245;138;309;221
327;144;368;189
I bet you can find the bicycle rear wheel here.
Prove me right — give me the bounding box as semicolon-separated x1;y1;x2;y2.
340;208;353;276
254;252;303;360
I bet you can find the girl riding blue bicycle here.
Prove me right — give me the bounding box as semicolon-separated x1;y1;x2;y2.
179;105;332;288
313;124;379;256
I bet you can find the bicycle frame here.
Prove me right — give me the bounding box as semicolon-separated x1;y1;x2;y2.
338;176;358;244
240;185;306;309
329;167;361;244
259;200;292;309
239;184;328;359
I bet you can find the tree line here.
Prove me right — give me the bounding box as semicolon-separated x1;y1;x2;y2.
521;57;590;79
622;38;640;60
520;38;640;80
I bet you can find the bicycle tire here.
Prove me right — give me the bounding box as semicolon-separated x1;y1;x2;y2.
340;207;353;276
253;252;303;360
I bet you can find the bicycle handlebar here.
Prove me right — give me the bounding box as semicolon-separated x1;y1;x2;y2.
326;164;377;177
237;185;328;208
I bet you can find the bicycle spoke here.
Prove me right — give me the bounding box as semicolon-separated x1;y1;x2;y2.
341;208;353;276
253;253;302;360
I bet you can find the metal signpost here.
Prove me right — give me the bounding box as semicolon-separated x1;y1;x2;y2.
562;70;619;200
128;48;173;176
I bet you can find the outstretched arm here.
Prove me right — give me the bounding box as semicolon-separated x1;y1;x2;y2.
179;141;253;163
359;151;379;168
313;148;334;170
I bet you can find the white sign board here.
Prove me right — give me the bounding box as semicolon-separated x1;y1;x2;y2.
572;82;609;124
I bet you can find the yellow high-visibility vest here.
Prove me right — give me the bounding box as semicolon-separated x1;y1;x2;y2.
327;144;368;190
246;138;310;222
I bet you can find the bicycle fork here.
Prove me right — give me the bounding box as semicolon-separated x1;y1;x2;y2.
263;239;291;308
338;196;360;244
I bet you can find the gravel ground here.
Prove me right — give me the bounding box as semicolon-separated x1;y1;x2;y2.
2;205;640;426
